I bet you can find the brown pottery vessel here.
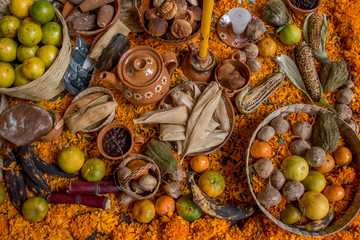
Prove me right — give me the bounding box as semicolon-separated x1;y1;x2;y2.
284;0;321;16
100;46;178;105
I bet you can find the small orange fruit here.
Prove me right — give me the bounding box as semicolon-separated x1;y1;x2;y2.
313;153;335;174
155;196;175;215
334;146;352;166
133;199;155;223
258;37;277;57
127;159;148;180
250;141;272;159
198;170;225;198
322;185;345;202
190;155;210;172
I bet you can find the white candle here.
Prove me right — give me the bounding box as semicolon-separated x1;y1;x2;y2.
228;7;251;36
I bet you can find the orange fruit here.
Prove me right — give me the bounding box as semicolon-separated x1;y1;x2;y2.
14;64;31;86
22;197;49;222
17;44;39;62
258;37;277;58
334;146;352;166
57;146;85;173
133;199;155;223
127;159;149;180
0;16;21;38
41;22;62;47
322;185;345;202
155;196;175;215
176;195;202;221
81;158;106;182
0;37;18;62
30;0;55;25
22;57;45;80
198;170;225;198
250;141;272;159
0;62;15;88
190;155;210;172
22;17;41;26
9;0;33;19
36;45;59;69
17;22;42;46
313;153;335;174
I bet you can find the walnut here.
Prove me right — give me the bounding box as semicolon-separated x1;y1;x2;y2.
145;8;158;20
170;19;192;39
187;6;202;21
153;0;165;7
148;18;168;37
157;0;178;20
175;0;187;10
174;10;194;24
187;0;198;6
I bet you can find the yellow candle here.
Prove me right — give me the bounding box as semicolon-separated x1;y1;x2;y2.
199;0;214;58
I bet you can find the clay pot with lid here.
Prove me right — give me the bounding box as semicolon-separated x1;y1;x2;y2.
100;46;178;105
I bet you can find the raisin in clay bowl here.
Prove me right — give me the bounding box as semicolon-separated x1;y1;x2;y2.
97;123;144;160
284;0;322;16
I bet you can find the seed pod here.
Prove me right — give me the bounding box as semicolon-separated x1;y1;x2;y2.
294;44;321;102
308;13;324;52
312;113;340;153
236;72;285;114
262;0;292;27
320;61;349;93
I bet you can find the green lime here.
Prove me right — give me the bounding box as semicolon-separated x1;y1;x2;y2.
279;24;302;46
0;37;18;62
281;204;302;224
81;158;106;182
36;45;59;69
302;170;327;192
14;64;31;86
0;15;21;38
41;22;62;47
17;22;42;47
17;44;39;62
22;197;49;222
176;195;202;221
0;62;15;88
30;0;55;25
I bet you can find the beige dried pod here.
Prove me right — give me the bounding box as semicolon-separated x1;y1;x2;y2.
157;0;178;20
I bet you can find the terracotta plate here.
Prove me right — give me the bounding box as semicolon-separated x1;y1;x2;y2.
217;12;258;49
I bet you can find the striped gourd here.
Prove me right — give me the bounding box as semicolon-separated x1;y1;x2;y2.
236;72;285;114
308;13;324;52
294;44;321;102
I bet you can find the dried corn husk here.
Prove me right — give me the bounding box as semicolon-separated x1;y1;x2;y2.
0;94;9;147
65;95;110;120
133;106;188;125
160;124;186;141
187;130;228;154
66;92;105;115
303;13;330;64
171;91;195;112
181;82;222;158
275;55;336;113
214;97;230;132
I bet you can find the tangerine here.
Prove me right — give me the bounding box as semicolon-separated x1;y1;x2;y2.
21;56;45;80
176;195;202;221
36;45;58;69
22;197;49;222
250;141;272;159
313;153;335;174
17;22;42;46
81;158;106;182
30;0;55;25
155;195;175;215
127;159;148;180
57;146;85;173
133;199;155;223
322;185;345;202
0;15;21;38
41;22;62;47
14;64;31;86
334;146;352;166
190;155;210;172
0;37;18;62
198;170;225;198
0;62;15;88
258;37;277;57
17;44;39;62
9;0;33;19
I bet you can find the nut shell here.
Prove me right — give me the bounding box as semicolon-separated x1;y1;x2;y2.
170;19;192;39
175;0;187;10
188;6;202;21
148;18;168;37
157;0;178;20
145;8;158;20
174;10;194;25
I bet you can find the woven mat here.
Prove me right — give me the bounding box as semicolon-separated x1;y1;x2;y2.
119;0;143;32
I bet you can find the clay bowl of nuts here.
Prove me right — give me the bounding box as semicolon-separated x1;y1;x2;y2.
62;0;121;36
133;0;203;45
284;0;321;16
215;50;251;97
115;154;161;199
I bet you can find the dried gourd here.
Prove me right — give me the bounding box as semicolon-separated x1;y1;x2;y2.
320;61;349;93
312;113;340;153
146;139;178;173
262;0;292;27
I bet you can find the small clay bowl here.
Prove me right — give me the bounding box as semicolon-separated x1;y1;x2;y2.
97;123;144;160
284;0;321;16
62;0;121;36
215;50;251;98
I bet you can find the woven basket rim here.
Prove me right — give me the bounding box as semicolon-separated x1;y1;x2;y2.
246;104;360;237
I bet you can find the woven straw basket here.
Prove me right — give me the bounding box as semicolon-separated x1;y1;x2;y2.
0;0;71;101
246;104;360;237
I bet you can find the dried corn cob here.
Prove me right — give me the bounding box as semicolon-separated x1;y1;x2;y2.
236;72;285;114
308;13;324;52
294;44;321;102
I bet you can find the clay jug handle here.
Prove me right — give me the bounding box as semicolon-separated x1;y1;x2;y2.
231;50;246;62
99;71;124;91
162;53;178;75
133;136;145;146
224;88;235;98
